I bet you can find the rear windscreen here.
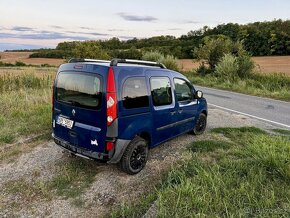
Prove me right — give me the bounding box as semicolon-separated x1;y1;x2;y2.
56;72;102;110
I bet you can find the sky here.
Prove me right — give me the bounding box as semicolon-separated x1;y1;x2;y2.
0;0;290;50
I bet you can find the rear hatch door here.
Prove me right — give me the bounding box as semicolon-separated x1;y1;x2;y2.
53;65;107;153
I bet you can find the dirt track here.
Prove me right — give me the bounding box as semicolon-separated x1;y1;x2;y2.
0;107;278;217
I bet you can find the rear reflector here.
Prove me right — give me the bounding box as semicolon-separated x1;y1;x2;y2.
106;141;114;151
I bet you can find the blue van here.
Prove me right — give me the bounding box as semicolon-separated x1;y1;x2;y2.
52;59;207;174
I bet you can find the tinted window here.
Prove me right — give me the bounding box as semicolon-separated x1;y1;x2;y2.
174;78;193;102
150;77;172;106
56;72;102;109
122;77;149;109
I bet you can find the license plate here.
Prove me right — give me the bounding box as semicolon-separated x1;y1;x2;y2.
57;116;74;129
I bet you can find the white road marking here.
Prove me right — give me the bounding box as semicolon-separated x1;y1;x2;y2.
208;103;290;129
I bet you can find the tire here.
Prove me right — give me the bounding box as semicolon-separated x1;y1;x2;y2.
120;136;148;175
192;113;207;135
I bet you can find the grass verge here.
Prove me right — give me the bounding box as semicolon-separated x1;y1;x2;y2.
185;71;290;101
0;68;55;145
111;127;290;217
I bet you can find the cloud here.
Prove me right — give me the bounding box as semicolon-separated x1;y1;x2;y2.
117;13;158;22
67;31;110;37
79;26;94;30
11;26;35;32
50;25;64;29
182;20;200;24
0;43;53;51
0;32;92;40
168;28;182;31
107;28;126;32
118;35;135;40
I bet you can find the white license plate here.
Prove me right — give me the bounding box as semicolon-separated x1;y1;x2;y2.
57;116;74;129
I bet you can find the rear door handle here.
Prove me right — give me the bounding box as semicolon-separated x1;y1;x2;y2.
178;109;183;113
170;110;176;115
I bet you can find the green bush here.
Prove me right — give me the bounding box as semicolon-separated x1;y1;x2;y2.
215;53;255;81
193;35;247;70
196;62;213;76
160;55;178;71
15;61;26;67
236;54;255;78
142;51;179;71
142;51;164;62
215;54;239;81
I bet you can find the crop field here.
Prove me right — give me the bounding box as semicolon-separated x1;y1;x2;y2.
0;52;64;66
178;56;290;75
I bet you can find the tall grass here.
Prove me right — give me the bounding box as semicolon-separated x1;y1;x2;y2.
157;128;290;217
0;73;52;92
0;69;55;145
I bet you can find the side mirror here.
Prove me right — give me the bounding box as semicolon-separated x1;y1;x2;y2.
195;90;203;99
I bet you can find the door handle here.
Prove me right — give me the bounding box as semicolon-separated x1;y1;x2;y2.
170;110;176;115
178;109;183;113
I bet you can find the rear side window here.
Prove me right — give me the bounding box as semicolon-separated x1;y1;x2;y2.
56;72;102;109
174;78;193;102
122;77;149;109
150;77;172;106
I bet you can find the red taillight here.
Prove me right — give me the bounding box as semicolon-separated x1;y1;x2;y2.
106;141;114;151
106;67;117;126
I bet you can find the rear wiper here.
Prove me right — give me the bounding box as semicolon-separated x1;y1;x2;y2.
67;100;81;106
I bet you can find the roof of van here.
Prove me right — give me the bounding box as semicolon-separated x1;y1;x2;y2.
68;58;167;69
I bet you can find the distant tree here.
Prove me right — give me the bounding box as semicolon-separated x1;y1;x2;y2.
72;41;110;59
193;35;245;70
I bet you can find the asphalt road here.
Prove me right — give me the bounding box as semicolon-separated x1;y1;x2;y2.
195;86;290;130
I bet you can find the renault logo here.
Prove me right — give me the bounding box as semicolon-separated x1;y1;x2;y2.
72;109;76;116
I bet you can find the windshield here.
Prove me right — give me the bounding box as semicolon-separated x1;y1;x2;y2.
56;72;102;110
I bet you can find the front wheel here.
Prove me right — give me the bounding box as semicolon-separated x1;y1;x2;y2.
120;136;148;175
192;113;207;135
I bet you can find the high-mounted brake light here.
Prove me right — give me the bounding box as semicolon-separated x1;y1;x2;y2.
74;64;83;69
106;67;117;126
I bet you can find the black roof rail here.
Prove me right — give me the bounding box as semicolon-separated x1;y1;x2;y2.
68;58;110;64
110;59;166;69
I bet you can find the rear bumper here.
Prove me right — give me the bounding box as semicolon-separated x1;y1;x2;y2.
52;133;131;163
52;133;109;161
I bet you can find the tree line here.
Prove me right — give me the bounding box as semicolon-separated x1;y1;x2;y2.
27;19;290;59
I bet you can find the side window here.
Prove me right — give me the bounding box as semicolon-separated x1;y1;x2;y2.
122;77;149;109
150;77;172;106
174;78;193;102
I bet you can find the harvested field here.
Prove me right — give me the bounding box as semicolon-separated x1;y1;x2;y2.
0;52;64;66
178;56;290;75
